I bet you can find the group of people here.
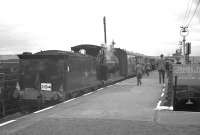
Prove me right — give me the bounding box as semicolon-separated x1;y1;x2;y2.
136;54;170;86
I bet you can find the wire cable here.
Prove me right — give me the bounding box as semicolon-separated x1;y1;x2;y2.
184;0;193;25
196;2;200;17
187;0;200;26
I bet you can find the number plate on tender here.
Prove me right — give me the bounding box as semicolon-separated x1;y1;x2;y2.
41;83;52;91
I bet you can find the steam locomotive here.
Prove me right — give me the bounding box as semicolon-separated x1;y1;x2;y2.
1;44;156;115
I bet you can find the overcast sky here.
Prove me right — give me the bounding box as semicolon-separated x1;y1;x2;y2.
0;0;200;56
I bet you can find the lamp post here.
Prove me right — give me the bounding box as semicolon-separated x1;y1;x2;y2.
103;16;107;45
180;26;189;64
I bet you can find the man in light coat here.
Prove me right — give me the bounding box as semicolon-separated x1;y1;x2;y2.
136;62;143;86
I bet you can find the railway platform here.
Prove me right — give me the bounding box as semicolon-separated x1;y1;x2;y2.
0;71;200;135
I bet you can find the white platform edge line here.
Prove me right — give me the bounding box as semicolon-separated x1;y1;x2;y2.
156;100;162;109
63;87;105;104
34;106;54;114
64;98;76;103
154;85;173;111
97;88;104;91
155;99;173;111
83;92;93;96
106;84;114;88
0;120;16;127
155;106;173;111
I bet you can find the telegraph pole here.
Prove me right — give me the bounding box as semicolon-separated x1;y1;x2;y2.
103;16;107;45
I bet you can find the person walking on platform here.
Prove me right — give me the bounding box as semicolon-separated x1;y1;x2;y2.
157;54;166;84
145;62;151;76
136;62;143;86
